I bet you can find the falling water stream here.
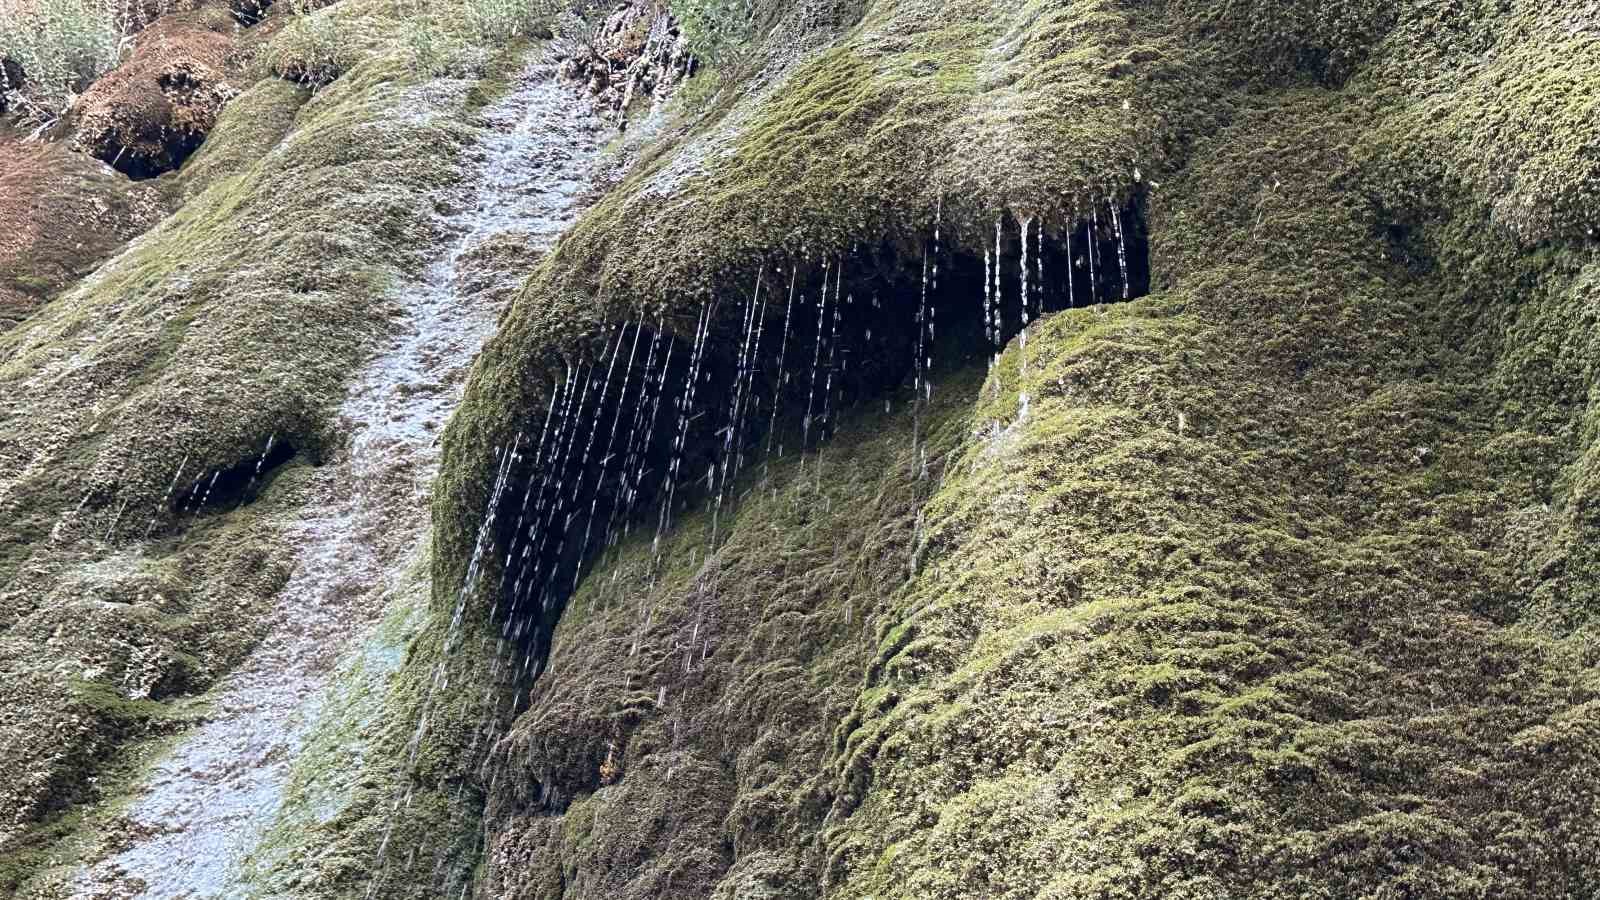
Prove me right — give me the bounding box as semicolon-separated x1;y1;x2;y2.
71;63;605;897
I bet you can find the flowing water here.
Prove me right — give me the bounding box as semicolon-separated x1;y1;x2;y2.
71;63;604;898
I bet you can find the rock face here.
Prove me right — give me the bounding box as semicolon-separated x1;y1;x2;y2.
3;0;1600;897
71;7;240;178
431;0;1600;897
555;1;692;122
0;2;474;890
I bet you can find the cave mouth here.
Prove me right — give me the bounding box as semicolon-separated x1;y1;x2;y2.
100;129;207;181
486;193;1151;678
171;435;296;513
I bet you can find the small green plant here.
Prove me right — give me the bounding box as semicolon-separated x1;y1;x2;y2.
263;0;350;86
458;0;558;43
0;0;125;121
672;0;753;65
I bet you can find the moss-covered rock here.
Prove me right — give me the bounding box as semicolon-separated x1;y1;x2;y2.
478;364;969;899
5;0;1597;892
0;3;500;886
435;0;1600;896
70;6;243;179
0;129;165;334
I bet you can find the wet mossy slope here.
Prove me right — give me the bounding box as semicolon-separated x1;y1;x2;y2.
0;0;500;884
442;0;1600;896
826;91;1600;896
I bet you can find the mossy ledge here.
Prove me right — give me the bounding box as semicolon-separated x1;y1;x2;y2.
0;0;543;887
435;0;1600;897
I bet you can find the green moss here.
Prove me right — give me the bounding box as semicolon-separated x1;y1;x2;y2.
430;1;1600;896
472;365;967;899
67;679;175;723
5;0;1595;891
0;3;519;879
238;534;512;898
9;274;54;295
175;76;312;201
812;80;1600;898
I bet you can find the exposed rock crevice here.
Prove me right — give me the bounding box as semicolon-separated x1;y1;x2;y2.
556;1;694;124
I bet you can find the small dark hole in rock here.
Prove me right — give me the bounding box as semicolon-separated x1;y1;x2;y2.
231;0;274;26
103;132;207;180
172;438;297;513
1379;221;1435;274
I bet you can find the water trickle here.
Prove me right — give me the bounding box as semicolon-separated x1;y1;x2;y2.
629;322;674;529
143;452;189;537
1088;202;1101;306
236;433;277;509
608;319;665;552
574;316;647;588
732;271;768;485
802;261;831;453
1112;200;1130;301
983;246;994;345
1035;218;1044;311
381;426;521;897
711;269;763;548
820;261;845;446
660;298;713;543
992;218;1004;347
1066;207;1077;308
526;360;597;611
194;470;221;510
1019;215;1031;331
512;365;582;613
913;241;930;458
503;372;568;605
103;496;130;541
765;268;798;468
1018;215;1032;414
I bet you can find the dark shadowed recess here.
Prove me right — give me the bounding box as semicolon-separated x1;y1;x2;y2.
104;64;215;181
231;0;274;26
486;194;1151;687
107;134;208;180
171;436;297;513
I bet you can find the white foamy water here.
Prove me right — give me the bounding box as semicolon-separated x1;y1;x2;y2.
70;64;604;899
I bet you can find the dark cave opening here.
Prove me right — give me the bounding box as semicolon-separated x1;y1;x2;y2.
102;132;207;181
486;193;1151;680
100;66;219;180
171;436;296;513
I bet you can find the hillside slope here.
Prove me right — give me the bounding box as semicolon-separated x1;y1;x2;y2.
437;0;1600;897
2;0;1597;896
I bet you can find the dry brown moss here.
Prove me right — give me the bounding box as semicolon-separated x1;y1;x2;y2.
71;6;242;177
0;129;164;333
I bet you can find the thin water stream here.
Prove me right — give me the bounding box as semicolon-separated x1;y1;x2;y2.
70;63;604;898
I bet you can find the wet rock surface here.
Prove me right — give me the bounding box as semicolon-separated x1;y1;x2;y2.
5;0;1600;896
440;0;1600;897
0;3;480;886
63;61;608;898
